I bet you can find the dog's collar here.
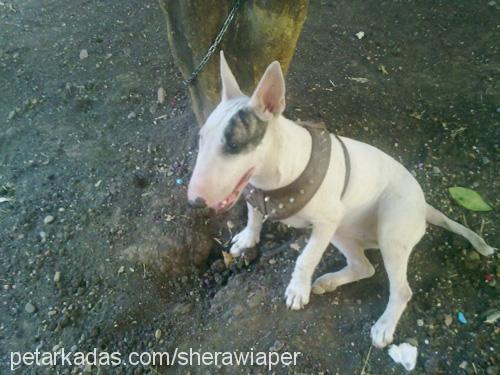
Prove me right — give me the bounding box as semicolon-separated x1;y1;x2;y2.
243;121;350;221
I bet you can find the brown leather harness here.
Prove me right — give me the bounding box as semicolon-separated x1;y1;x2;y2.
243;121;350;221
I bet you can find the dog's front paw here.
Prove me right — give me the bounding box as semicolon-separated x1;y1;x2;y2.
285;278;311;310
370;318;396;348
230;227;260;257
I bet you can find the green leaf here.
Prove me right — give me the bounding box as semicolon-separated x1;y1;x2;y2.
449;187;492;212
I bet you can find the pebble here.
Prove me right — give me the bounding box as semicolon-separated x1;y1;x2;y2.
268;258;276;265
39;231;47;243
269;340;284;352
43;215;55;224
118;265;125;275
467;251;480;261
444;314;453;326
232;304;244;317
406;338;418;347
79;49;88;60
54;271;61;283
424;357;442;373
155;329;162;340
432;166;441;174
355;31;365;40
242;247;258;265
25;302;36;314
210;259;226;274
417;319;424;327
157;87;166;104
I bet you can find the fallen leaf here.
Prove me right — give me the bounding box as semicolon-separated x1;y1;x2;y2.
449;187;492;212
222;251;234;268
378;64;389;75
409;111;425;120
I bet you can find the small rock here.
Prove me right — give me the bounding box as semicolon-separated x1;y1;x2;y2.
118;266;125;275
127;111;136;119
232;305;244;317
424;357;442;373
444;314;453;326
242;247;258;265
459;361;468;369
39;231;47;243
417;319;424;327
355;31;365;40
269;340;284;352
43;215;55;225
210;259;226;274
432;166;441;174
268;258;276;265
157;87;166;104
467;251;480;261
25;302;36;314
79;49;88;60
155;329;162;340
53;271;61;283
406;338;418;347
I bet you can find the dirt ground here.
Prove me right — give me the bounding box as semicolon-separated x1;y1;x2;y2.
1;0;499;374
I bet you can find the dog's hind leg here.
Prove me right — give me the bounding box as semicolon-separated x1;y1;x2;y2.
370;191;426;348
312;237;375;294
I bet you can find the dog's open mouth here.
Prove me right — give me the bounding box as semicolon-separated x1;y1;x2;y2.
215;168;254;213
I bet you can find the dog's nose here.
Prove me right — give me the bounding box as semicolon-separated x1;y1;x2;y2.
188;197;207;209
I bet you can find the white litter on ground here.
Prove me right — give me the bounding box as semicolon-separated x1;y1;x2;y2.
388;343;418;371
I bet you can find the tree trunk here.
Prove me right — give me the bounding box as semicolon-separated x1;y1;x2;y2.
159;0;309;125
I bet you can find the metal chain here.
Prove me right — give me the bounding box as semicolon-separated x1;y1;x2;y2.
182;0;243;86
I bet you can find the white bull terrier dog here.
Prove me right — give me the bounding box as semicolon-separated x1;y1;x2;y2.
187;51;494;348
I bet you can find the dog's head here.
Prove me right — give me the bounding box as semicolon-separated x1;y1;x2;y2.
188;51;286;213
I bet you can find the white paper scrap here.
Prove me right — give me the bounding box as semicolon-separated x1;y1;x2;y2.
388;343;418;371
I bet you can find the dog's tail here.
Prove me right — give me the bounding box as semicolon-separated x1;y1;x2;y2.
426;204;495;256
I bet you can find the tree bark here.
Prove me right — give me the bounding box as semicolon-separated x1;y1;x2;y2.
159;0;309;125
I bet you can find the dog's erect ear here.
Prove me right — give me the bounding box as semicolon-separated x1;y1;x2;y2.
220;51;243;101
249;61;285;120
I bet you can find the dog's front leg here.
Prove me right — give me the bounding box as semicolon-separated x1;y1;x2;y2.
286;222;337;310
230;203;263;256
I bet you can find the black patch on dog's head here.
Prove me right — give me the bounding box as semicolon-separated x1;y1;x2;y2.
223;108;267;154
